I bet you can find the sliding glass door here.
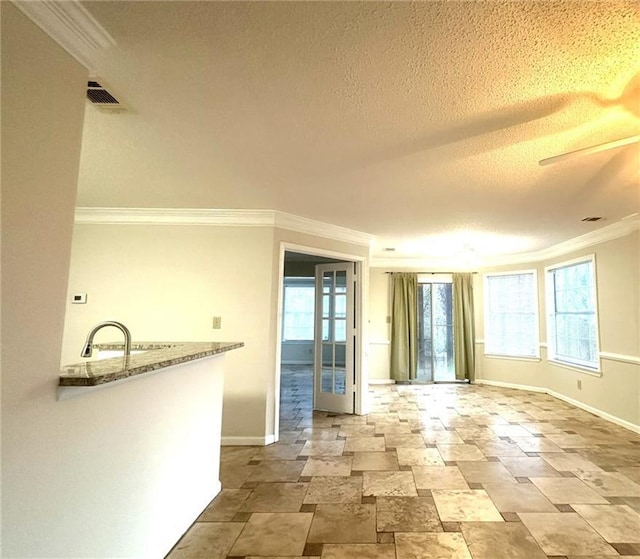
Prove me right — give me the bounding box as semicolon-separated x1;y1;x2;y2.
417;282;455;382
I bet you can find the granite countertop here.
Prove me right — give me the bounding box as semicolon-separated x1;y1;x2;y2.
59;341;244;387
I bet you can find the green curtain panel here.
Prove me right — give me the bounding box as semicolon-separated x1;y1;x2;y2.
453;273;476;381
390;272;418;382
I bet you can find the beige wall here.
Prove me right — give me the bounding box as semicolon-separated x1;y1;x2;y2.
588;232;639;356
368;268;392;380
1;4;87;554
62;224;276;442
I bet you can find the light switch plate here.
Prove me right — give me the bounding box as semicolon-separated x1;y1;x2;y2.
212;316;222;329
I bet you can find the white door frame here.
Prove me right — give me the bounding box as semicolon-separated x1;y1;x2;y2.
274;242;369;442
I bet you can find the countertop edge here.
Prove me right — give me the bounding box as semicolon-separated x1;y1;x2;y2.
59;341;244;387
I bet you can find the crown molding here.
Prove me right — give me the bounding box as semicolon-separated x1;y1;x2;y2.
370;257;475;270
533;214;640;262
75;208;636;261
74;207;373;247
480;214;640;267
75;207;274;226
273;211;373;246
371;215;640;269
12;0;115;70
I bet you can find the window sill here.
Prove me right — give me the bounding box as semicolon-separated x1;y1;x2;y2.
548;358;602;377
484;353;541;363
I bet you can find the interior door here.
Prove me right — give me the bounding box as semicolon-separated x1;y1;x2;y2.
314;263;355;414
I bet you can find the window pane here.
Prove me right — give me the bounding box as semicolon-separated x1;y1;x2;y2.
321;367;333;392
322;343;334;366
322;319;330;341
322;295;331;318
546;258;599;369
484;272;538;358
334;368;346;395
417;284;433;379
335;343;346;367
283;280;315;340
323;272;332;294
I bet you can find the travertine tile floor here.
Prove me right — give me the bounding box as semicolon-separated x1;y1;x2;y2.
167;367;640;558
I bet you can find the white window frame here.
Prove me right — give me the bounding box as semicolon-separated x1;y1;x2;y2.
545;254;601;373
282;277;316;342
483;269;540;359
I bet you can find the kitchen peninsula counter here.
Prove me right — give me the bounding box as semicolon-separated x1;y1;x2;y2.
60;341;244;386
55;339;240;556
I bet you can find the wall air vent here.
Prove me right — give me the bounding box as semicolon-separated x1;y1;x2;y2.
87;80;126;110
581;217;602;222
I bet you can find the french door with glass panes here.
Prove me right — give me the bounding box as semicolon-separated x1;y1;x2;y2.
314;263;355;413
417;282;455;382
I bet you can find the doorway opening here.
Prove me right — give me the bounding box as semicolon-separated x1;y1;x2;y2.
279;251;355;434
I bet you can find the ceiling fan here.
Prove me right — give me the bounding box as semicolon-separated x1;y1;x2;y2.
345;71;640;172
538;133;640;166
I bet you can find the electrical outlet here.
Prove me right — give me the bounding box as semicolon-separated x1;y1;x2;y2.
212;316;222;329
577;379;582;390
72;293;87;304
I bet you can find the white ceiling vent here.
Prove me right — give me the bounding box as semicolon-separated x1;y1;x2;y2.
87;80;126;110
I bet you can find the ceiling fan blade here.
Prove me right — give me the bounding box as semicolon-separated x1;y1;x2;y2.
538;134;640;166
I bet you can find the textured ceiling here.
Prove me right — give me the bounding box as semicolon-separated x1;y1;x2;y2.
77;1;640;263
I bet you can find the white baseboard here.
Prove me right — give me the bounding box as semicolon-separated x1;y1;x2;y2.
476;378;640;434
475;378;546;394
221;434;276;446
369;379;395;385
546;389;640;435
